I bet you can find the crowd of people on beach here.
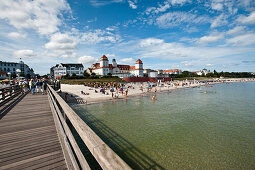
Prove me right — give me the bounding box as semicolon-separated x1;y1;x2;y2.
83;82;131;98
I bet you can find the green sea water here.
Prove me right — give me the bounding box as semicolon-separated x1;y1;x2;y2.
72;82;255;169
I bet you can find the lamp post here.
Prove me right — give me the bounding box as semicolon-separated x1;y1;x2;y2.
16;69;21;82
7;72;11;85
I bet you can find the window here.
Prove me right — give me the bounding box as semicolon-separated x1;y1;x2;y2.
13;68;15;71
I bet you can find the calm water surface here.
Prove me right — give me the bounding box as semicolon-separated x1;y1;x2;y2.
72;82;255;169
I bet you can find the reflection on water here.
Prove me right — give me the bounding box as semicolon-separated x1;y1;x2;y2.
72;82;255;169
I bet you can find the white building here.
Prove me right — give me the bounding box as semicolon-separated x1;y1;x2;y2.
88;55;144;78
0;60;35;77
192;69;210;76
52;63;84;79
163;69;182;75
149;71;158;78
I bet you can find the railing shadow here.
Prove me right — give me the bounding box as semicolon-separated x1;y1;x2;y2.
75;106;165;170
0;92;27;120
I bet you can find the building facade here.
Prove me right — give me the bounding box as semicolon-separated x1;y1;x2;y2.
0;60;35;78
87;55;144;78
163;69;182;75
51;63;84;79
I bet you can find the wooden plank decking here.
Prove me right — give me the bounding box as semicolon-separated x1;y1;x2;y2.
0;94;67;170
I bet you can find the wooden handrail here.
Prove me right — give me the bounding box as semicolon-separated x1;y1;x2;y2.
47;84;131;170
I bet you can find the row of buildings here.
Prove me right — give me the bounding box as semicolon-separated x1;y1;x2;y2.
51;55;185;79
0;60;35;80
50;55;213;79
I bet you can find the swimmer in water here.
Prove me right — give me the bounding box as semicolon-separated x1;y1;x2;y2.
152;96;156;100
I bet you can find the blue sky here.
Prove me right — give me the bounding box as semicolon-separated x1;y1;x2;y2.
0;0;255;74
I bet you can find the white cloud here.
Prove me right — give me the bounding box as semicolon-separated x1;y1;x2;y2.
226;26;245;35
80;29;120;44
45;32;77;58
0;0;70;35
133;38;253;62
89;0;124;7
140;38;164;47
211;2;223;10
169;0;190;6
78;56;98;66
120;58;135;64
13;49;36;58
237;11;255;25
206;64;213;67
128;0;137;9
210;14;228;28
226;33;255;46
198;33;224;44
146;0;190;15
7;32;26;39
182;61;194;67
156;12;209;28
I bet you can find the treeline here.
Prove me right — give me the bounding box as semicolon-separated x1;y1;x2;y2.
172;70;254;78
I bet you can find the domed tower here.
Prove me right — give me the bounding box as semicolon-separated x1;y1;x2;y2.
112;59;117;68
100;55;109;76
135;59;143;77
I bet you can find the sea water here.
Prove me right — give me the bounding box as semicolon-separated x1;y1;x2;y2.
72;82;255;169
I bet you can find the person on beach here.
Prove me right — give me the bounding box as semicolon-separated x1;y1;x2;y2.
152;95;156;101
125;89;128;96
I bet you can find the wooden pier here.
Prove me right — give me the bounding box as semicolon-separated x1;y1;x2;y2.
0;94;67;169
0;85;131;170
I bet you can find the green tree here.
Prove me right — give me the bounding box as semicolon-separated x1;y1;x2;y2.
83;71;90;78
182;71;190;77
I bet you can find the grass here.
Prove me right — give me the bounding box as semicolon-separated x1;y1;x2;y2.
61;77;126;85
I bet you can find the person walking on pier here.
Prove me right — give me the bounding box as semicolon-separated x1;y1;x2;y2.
29;79;35;95
42;79;47;95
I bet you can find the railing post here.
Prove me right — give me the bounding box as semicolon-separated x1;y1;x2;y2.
9;86;12;97
2;88;5;100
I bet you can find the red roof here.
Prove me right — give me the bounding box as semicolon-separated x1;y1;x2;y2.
92;63;100;68
100;55;108;61
136;59;143;64
129;66;135;71
163;69;181;73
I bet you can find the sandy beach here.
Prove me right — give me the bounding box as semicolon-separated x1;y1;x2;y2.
59;78;255;104
60;81;216;104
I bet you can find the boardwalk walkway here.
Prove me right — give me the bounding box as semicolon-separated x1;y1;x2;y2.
0;94;67;170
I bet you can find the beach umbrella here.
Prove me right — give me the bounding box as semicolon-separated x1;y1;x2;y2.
2;79;9;82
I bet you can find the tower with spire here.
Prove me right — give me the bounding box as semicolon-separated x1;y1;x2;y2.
99;55;109;75
134;59;143;77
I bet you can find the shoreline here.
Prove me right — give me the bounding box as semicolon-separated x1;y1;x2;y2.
59;78;255;105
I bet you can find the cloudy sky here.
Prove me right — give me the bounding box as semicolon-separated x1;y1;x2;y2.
0;0;255;74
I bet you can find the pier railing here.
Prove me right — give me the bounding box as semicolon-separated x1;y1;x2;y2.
0;85;21;107
47;84;131;170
